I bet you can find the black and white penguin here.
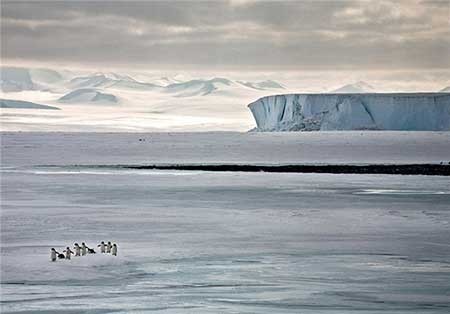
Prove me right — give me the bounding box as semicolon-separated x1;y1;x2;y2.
50;248;57;262
81;242;88;256
73;243;81;256
63;247;74;260
111;243;118;256
97;241;106;253
106;241;112;253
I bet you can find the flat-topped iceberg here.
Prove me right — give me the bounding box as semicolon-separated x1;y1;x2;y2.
248;93;450;131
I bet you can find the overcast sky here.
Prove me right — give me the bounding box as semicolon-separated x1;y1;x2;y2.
1;0;449;71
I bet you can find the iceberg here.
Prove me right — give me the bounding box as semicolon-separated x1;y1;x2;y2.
248;93;450;131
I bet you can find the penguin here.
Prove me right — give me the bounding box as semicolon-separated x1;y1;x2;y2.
88;248;96;254
111;243;117;256
97;241;106;253
57;252;65;259
81;242;88;256
63;247;74;260
50;248;57;262
73;243;81;256
106;241;112;253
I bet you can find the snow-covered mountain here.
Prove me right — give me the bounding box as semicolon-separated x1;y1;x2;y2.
1;66;285;96
1;98;60;110
1;66;291;131
237;80;285;90
440;86;450;92
149;76;182;87
59;88;118;104
165;78;236;97
1;66;66;92
248;93;450;131
68;73;161;91
30;68;64;85
331;81;376;93
164;77;286;97
1;67;36;92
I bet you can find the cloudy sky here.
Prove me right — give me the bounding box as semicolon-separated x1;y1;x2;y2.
2;0;449;72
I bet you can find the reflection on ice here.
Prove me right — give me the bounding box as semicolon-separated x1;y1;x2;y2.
354;189;450;195
1;167;204;176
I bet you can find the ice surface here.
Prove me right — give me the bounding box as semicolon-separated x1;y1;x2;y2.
1;132;450;313
1;163;450;313
2;132;450;167
249;93;450;131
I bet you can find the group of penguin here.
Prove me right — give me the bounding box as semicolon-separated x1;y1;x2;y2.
50;241;117;261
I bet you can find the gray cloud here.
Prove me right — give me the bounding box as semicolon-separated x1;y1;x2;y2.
1;0;449;70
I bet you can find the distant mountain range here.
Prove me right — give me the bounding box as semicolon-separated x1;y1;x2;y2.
330;82;450;94
1;66;286;97
3;67;448;98
68;73;162;91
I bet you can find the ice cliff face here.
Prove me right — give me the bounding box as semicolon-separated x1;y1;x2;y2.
248;93;450;131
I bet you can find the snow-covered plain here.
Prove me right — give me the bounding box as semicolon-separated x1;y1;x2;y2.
1;132;450;313
2;131;450;167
